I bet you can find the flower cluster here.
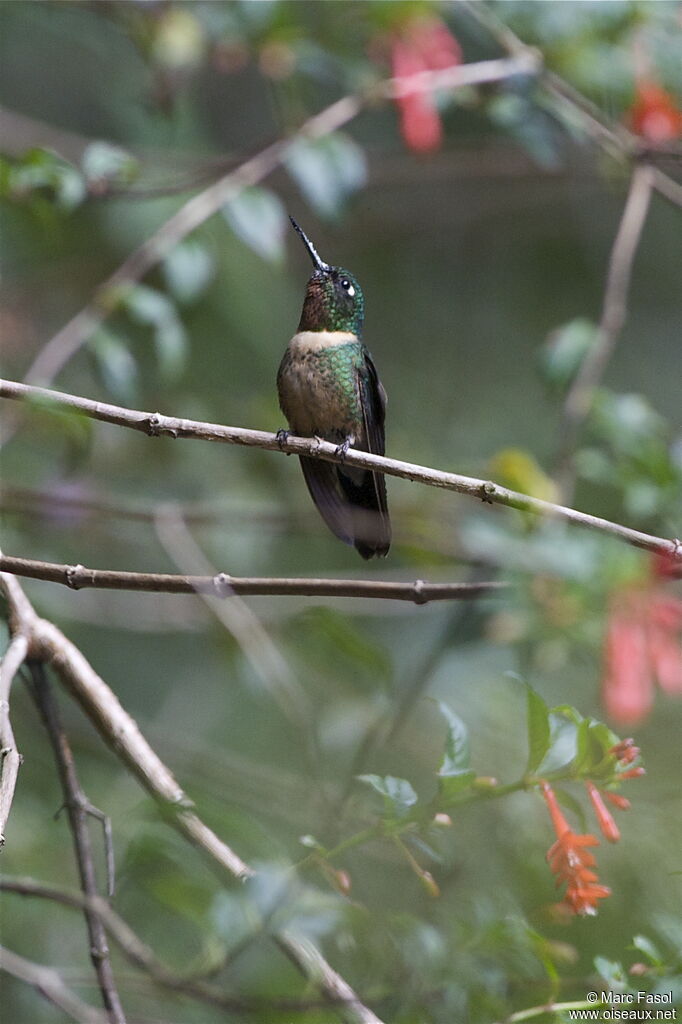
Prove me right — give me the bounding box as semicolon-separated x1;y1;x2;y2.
601;553;682;726
542;782;610;917
542;743;643;916
388;15;461;153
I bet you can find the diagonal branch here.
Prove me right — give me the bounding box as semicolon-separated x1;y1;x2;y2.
1;379;679;564
0;875;375;1015
0;553;509;604
25;663;126;1024
0;569;385;1024
0;944;110;1024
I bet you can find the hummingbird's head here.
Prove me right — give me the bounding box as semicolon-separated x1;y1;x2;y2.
290;217;365;337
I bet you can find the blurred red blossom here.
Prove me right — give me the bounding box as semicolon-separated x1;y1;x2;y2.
601;555;682;726
629;80;682;143
541;782;610;917
388;16;461;153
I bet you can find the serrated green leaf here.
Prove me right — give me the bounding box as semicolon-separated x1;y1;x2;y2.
357;774;417;818
163;241;214;304
526;684;550;774
223;186;286;262
436;702;470;776
285;132;367;218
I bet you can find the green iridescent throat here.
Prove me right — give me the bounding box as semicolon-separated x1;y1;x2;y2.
298;268;364;336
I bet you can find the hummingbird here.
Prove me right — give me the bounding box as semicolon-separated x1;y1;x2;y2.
277;218;391;559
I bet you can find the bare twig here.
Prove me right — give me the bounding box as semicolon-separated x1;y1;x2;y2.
0;553;508;604
0;875;374;1015
0;571;385;1024
1;379;679;564
0;944;110;1024
26;663;126;1024
650;166;682;208
555;164;655;498
18;54;534;392
0;632;28;845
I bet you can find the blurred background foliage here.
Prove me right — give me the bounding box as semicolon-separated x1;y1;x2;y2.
1;1;681;1022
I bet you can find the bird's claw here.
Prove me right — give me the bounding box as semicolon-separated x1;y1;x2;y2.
276;428;291;451
335;437;352;462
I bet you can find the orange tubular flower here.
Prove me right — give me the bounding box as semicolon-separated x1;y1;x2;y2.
585;781;621;843
541;782;611;917
389;16;461;154
601;555;682;726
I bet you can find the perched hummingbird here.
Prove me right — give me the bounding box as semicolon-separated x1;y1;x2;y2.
277;219;391;559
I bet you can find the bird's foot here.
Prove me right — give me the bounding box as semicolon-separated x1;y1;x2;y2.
335;437;352;462
276;428;291;451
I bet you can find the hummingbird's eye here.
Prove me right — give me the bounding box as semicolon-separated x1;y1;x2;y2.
340;278;355;297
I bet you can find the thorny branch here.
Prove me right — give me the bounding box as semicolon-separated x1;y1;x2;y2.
0;568;385;1024
1;379;680;566
0;553;508;604
26;663;125;1024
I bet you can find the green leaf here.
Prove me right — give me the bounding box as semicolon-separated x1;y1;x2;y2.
223;186;286;262
573;719;619;779
525;684;550;774
594;956;628;991
6;148;86;211
285;132;367;218
211;890;256;947
357;774;417;818
436;702;470;777
631;935;663;967
123;284;187;381
163;241;214;305
81;141;138;186
89;327;138;403
438;771;476;803
539;318;598;392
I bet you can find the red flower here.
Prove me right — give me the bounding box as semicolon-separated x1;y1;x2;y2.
541;782;611;917
630;81;682;144
601;556;682;726
389;16;461;154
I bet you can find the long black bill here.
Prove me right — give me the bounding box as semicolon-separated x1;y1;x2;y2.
289;216;331;272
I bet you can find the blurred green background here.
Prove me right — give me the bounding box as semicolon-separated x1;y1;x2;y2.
1;2;681;1022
